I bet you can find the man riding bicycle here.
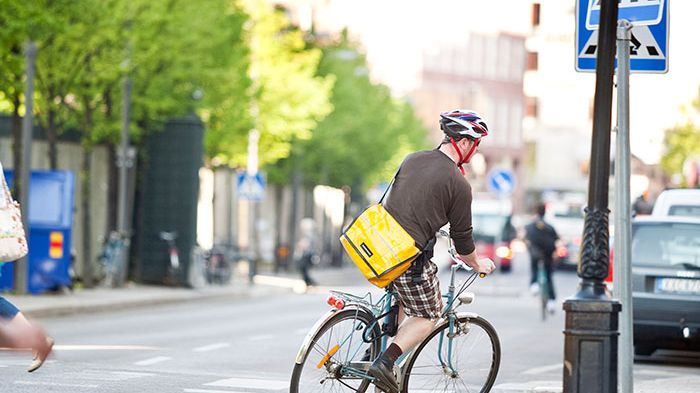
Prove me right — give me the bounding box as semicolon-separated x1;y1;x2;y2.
524;203;560;313
368;109;496;393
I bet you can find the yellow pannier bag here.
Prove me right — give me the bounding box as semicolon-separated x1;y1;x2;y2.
340;204;421;288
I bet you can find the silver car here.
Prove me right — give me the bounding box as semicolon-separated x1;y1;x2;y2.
631;216;700;356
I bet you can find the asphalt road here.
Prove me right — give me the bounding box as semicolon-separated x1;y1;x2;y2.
1;253;698;392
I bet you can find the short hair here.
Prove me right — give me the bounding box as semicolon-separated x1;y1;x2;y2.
536;203;546;217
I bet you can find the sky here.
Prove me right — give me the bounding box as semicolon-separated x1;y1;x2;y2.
318;0;700;165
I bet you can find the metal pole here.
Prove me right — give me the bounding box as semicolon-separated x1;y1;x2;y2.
563;1;620;392
14;42;37;294
117;76;131;235
114;76;133;287
614;19;634;393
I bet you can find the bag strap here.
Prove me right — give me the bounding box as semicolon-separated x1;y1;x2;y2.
0;167;12;206
378;166;401;204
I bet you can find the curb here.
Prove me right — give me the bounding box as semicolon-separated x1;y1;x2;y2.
11;281;293;319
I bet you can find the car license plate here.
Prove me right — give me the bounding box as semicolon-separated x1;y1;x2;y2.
655;277;700;295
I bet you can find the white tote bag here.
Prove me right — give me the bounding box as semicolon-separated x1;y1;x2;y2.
0;162;28;262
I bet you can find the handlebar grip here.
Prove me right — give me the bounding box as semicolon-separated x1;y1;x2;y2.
479;273;487;278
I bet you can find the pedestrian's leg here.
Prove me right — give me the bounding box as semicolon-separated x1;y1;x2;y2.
544;257;556;300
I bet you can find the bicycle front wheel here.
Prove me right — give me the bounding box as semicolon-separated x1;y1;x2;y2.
290;308;381;393
402;315;500;393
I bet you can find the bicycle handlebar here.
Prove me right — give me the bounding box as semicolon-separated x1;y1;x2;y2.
440;230;488;278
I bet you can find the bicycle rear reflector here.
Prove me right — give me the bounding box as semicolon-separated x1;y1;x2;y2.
326;296;345;310
316;344;339;369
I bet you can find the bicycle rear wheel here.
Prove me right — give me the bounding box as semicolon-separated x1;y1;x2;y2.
402;315;500;393
290;308;381;393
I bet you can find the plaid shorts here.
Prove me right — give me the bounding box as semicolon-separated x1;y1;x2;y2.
393;258;443;320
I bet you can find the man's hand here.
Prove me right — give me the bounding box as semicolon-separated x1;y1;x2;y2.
474;257;496;275
458;250;496;275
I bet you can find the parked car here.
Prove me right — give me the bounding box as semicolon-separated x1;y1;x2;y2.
471;198;514;272
630;216;700;356
651;189;700;218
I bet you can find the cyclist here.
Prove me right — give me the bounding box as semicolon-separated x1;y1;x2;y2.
368;109;496;393
524;203;559;313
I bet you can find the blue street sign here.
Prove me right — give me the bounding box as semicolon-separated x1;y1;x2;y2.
576;0;668;73
586;0;665;29
487;169;515;196
237;172;266;201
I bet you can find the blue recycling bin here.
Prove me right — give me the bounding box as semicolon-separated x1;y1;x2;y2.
0;170;75;294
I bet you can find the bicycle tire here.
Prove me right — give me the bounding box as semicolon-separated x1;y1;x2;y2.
290;308;381;393
402;315;500;393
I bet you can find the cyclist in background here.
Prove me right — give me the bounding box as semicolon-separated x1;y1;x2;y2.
524;203;559;313
367;109;496;393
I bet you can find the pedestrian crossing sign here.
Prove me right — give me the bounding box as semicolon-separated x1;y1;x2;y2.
237;172;266;201
576;0;668;73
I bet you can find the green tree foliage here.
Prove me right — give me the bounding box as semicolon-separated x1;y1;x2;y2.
268;37;428;193
660;91;700;184
214;1;333;168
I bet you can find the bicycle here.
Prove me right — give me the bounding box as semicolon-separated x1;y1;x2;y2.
291;231;501;392
536;257;550;321
98;231;127;288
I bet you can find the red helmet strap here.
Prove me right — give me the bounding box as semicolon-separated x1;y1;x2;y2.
449;137;479;175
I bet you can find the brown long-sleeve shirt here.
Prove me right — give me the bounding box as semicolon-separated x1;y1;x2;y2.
384;150;475;254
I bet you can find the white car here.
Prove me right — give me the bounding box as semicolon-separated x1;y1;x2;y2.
651;189;700;218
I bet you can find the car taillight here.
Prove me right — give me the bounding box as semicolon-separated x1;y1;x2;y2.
605;249;614;283
495;246;512;260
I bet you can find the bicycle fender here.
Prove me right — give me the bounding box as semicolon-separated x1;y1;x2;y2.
294;305;373;365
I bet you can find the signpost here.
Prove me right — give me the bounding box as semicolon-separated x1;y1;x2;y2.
575;1;669;392
237;172;266;201
576;0;668;73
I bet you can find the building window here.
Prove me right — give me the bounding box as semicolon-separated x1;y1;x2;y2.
526;51;538;71
532;3;541;27
526;97;538;118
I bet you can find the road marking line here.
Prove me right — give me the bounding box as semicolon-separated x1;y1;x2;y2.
193;342;231;352
522;363;562;375
55;344;159;351
15;381;99;388
134;356;172;366
184;389;249;393
205;377;287;389
249;334;274;342
111;371;157;378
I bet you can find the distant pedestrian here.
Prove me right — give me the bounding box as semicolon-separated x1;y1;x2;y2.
632;191;653;216
501;214;517;243
295;218;318;287
524;203;559;313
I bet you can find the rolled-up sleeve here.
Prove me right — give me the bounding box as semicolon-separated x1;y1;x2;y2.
447;178;475;255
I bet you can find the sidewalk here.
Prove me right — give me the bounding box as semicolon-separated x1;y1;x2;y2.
1;264;358;319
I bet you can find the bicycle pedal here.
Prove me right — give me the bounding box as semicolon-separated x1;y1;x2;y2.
348;360;372;372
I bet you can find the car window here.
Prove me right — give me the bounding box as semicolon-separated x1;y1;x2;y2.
668;205;700;218
632;223;700;267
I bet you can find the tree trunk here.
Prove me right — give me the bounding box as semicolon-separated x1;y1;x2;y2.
11;95;22;195
47;108;58;170
81;144;94;287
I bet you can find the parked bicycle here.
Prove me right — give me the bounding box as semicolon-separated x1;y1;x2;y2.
159;231;181;286
98;231;127;288
291;230;501;392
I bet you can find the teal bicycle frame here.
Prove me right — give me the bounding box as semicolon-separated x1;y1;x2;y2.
331;257;480;382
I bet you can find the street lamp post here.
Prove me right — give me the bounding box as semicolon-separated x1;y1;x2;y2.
563;1;621;392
